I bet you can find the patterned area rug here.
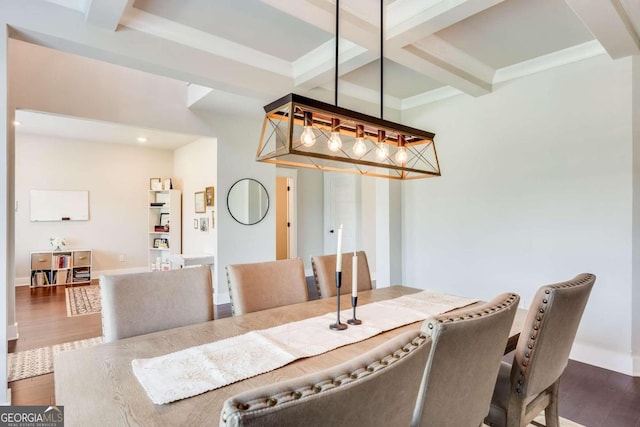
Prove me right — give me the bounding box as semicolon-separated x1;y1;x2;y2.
65;285;101;317
7;337;103;382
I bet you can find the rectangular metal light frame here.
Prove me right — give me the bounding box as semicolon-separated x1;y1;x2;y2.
257;93;441;180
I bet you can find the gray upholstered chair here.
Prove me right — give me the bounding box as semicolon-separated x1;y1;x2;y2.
484;273;595;427
100;266;213;343
225;258;308;315
311;250;372;298
412;292;520;427
219;329;432;427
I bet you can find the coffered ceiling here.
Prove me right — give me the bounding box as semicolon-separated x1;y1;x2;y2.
5;0;640;137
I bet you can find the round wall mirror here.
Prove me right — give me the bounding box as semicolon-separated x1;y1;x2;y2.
227;178;270;225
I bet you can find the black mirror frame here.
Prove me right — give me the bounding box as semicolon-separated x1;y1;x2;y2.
226;178;270;225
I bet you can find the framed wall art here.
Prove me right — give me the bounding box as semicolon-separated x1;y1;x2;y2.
195;191;206;213
205;186;215;207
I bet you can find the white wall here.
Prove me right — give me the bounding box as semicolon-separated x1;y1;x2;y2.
1;21;11;405
211;112;276;304
402;54;634;374
174;136;217;264
632;55;640;375
14;134;174;282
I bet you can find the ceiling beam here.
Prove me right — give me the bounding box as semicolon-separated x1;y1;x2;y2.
386;0;505;48
383;0;500;96
84;0;129;31
3;2;293;101
564;0;640;59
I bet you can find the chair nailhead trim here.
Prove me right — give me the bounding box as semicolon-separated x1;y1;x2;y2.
230;332;432;415
514;274;594;396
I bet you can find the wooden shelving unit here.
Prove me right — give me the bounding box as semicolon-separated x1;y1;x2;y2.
30;249;92;287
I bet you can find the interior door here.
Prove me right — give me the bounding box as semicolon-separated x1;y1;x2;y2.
324;172;358;255
275;176;290;259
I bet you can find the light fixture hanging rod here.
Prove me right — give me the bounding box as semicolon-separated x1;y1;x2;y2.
380;0;384;119
335;0;340;107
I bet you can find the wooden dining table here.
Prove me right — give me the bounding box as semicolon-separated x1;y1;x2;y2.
54;285;526;426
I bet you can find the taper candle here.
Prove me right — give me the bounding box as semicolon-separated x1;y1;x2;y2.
336;224;343;272
352;252;358;297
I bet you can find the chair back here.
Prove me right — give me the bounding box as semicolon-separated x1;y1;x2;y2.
225;258;308;315
511;273;595;400
100;266;213;342
412;293;520;427
220;329;432;427
311;250;372;298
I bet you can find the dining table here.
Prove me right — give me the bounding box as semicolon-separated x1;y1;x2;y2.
54;285;526;426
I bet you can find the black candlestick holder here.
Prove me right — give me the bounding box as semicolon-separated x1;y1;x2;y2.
329;271;348;331
347;296;362;325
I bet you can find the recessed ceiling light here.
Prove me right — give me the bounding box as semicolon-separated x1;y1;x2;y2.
137;137;147;143
13;120;21;126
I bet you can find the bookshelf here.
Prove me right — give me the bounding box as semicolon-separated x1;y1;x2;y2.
30;249;92;287
148;189;181;270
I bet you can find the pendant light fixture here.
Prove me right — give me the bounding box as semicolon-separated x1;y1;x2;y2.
256;1;441;180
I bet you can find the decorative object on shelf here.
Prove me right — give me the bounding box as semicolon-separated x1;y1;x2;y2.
150;178;162;191
49;237;66;252
347;251;362;325
195;191;205;213
205;186;215;207
162;178;173;191
193;219;198;229
199;217;208;232
330;225;347;331
159;213;170;230
256;1;439;180
153;238;169;249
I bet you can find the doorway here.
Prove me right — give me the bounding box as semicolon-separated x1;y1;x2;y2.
275;173;297;259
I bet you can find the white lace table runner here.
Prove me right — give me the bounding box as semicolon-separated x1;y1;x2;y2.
132;290;477;404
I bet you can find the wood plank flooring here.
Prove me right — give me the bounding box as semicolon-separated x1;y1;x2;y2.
8;284;640;426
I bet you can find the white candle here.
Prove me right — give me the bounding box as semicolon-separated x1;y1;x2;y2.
352;252;358;297
336;224;343;272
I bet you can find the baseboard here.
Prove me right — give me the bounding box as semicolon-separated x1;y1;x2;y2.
633;355;640;377
7;322;18;341
570;342;634;376
0;388;10;406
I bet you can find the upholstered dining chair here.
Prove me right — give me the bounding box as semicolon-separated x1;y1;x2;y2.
412;292;520;427
219;329;433;427
311;250;372;298
225;258;308;315
484;273;595;427
100;265;214;343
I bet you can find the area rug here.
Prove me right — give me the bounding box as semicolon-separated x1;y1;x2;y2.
65;285;101;317
7;337;103;382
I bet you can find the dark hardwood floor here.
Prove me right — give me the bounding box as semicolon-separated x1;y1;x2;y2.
8;283;640;426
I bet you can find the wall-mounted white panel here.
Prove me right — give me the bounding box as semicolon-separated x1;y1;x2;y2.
30;190;89;221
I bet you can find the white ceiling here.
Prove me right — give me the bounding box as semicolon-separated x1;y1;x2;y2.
14;110;202;150
5;0;640;146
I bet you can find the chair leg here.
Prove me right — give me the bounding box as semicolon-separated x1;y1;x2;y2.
544;380;560;427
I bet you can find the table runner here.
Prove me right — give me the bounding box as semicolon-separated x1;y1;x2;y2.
132;290;477;404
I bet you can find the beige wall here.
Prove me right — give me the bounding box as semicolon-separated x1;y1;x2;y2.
14;134;173;283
